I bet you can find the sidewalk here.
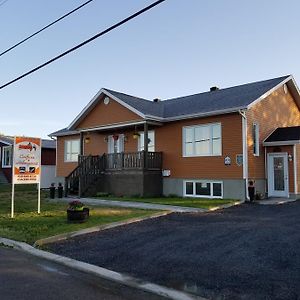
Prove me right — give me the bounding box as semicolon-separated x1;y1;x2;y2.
257;197;298;205
59;197;206;213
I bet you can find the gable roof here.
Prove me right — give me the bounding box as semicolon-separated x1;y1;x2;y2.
264;126;300;145
50;75;300;136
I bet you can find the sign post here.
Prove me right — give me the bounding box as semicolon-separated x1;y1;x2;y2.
11;136;42;218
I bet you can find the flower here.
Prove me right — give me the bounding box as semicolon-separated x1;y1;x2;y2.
68;200;85;211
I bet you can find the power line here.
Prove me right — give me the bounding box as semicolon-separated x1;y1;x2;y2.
0;0;10;8
0;0;94;58
0;0;166;91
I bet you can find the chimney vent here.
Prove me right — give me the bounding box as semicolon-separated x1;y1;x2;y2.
210;86;219;92
153;98;160;102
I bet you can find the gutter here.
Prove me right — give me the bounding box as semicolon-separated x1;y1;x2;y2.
239;109;250;201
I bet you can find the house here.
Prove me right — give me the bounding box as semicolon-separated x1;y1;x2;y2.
0;136;62;188
50;75;300;200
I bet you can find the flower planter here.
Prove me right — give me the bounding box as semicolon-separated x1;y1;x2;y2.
67;207;89;223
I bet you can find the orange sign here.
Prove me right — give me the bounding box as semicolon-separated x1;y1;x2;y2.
13;137;41;184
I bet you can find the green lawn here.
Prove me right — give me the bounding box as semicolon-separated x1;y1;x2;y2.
95;194;238;209
0;184;157;245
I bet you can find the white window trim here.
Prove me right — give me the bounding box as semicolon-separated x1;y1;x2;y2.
182;122;222;157
138;130;155;152
253;123;260;157
183;180;223;199
2;146;12;168
64;139;80;162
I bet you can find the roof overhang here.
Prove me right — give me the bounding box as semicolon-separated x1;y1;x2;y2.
247;75;300;110
0;139;12;145
49;130;80;138
263;140;300;146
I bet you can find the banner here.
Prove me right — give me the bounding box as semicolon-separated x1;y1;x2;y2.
13;136;41;184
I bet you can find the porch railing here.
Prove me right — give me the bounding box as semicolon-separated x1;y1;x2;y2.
65;151;162;197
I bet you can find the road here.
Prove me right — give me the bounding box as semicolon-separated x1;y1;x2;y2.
0;246;164;300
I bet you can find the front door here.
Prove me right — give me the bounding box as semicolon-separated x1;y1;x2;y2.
267;153;289;198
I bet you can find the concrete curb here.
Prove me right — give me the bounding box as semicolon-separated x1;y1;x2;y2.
207;200;244;211
0;237;205;300
34;211;172;247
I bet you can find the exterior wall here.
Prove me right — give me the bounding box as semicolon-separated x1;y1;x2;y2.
41;148;56;165
40;165;64;189
266;145;295;193
0;142;12;182
56;134;80;177
76;96;142;130
156;113;243;179
163;178;245;200
247;86;300;181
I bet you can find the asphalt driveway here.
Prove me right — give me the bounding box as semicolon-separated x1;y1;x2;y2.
49;202;300;300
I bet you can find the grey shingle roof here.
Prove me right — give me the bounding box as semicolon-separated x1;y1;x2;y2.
50;75;291;136
0;136;56;149
264;126;300;143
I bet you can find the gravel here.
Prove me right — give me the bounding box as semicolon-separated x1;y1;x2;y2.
49;202;300;300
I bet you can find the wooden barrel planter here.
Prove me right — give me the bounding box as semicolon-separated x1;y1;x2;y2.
67;207;89;223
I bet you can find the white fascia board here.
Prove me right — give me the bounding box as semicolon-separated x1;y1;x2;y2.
263;140;300;146
49;130;80;138
0;139;12;145
79;120;146;132
247;76;293;109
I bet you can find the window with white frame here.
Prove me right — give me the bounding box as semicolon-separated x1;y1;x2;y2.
184;180;223;198
138;131;155;152
253;123;259;156
183;123;221;157
2;146;12;167
64;139;80;162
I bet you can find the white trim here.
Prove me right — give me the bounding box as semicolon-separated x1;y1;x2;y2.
49;130;79;138
293;145;298;195
267;152;289;198
182;122;222;157
183;180;223;199
1;145;12;168
79;120;147;132
64;139;80;163
68;89;146;130
263;140;300;146
247;76;293;109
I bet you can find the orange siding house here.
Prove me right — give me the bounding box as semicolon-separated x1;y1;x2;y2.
50;75;300;200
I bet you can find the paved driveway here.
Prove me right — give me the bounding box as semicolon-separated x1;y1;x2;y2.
49;202;300;300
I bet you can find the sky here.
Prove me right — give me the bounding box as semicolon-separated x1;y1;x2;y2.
1;0;300;138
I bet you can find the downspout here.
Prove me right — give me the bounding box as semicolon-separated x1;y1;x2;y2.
239;110;250;201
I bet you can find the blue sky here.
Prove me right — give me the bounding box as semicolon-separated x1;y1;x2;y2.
0;0;300;138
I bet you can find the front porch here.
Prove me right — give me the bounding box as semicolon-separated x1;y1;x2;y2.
65;151;163;197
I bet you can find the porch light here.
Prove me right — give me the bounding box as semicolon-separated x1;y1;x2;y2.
104;136;108;142
288;154;293;161
133;132;140;139
84;137;91;144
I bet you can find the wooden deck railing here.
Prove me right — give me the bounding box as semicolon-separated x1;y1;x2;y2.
65;151;162;196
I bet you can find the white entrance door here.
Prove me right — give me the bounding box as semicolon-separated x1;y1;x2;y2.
108;134;124;154
267;153;289;198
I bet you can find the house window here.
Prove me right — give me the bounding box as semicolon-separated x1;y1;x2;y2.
64;139;80;162
2;146;12;168
253;123;259;156
138;131;155;152
183;180;223;198
183;123;221;157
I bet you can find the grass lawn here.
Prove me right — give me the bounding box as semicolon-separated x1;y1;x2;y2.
0;184;157;245
95;194;238;209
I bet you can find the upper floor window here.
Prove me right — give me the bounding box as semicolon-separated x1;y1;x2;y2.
2;146;12;168
183;123;221;157
65;139;80;162
253;123;259;156
138;131;155;152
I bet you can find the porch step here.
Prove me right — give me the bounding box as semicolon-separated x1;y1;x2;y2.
0;171;8;184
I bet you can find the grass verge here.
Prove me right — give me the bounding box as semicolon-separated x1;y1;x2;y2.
0;184;157;245
95;195;237;209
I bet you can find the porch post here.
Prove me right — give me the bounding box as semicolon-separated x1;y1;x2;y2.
144;122;148;169
79;132;84;156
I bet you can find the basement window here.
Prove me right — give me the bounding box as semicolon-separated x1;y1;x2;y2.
183;180;223;198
